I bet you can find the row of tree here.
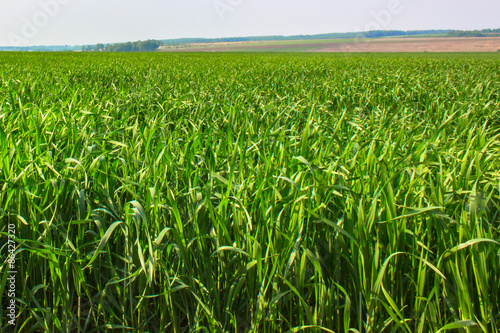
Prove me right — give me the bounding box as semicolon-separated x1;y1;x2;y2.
447;30;485;37
447;29;500;38
82;40;162;52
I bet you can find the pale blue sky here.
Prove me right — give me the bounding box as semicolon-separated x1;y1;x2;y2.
1;0;499;46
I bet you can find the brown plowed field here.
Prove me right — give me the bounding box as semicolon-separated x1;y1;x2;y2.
311;37;500;52
161;37;500;53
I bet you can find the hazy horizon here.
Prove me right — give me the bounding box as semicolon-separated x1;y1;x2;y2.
1;0;499;47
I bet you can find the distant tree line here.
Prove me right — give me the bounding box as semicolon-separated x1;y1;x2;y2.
447;29;500;38
447;30;485;37
0;45;80;52
362;30;450;38
81;40;162;52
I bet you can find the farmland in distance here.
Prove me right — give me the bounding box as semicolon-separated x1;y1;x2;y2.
0;52;499;332
159;37;500;53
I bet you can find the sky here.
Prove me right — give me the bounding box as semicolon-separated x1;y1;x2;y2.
0;0;499;46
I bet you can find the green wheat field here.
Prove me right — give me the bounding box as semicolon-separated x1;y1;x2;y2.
1;52;499;332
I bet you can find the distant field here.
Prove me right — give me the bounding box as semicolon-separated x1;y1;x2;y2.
0;52;499;332
160;37;500;52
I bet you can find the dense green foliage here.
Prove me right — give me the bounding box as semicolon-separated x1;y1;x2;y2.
0;52;499;332
104;40;162;53
447;31;485;38
446;29;500;38
81;40;162;53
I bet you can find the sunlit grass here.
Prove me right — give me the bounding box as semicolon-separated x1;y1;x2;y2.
0;52;499;332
